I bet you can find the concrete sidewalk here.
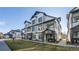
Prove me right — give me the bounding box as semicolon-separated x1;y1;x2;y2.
0;39;11;51
58;39;66;45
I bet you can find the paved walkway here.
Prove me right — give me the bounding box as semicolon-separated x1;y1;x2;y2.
58;39;66;45
0;39;11;51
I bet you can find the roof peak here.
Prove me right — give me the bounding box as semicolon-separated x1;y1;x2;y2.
24;20;31;24
30;11;56;20
70;7;79;13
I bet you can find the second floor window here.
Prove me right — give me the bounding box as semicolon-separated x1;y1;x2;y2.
73;16;79;23
47;22;54;28
32;20;35;24
38;17;42;23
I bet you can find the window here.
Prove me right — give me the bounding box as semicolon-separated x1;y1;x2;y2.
38;25;42;31
47;22;54;28
32;26;35;31
39;35;42;39
73;32;79;38
38;27;40;30
73;16;79;23
32;20;35;24
38;17;42;23
27;27;31;32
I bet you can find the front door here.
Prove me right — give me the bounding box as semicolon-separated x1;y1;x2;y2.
72;31;79;44
46;34;54;42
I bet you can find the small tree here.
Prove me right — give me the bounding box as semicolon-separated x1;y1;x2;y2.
0;32;4;39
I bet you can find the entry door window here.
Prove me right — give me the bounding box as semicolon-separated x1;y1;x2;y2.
46;34;52;39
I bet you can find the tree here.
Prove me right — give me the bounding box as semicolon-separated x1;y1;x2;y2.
0;32;4;39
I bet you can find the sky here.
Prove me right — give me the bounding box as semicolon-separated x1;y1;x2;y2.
0;7;73;34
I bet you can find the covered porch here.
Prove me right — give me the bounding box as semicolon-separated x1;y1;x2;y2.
71;25;79;44
27;33;32;40
42;29;56;43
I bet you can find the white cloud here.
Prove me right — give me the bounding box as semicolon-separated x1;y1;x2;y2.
0;21;6;25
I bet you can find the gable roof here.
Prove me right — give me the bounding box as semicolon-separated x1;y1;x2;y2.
4;32;12;36
24;11;61;26
43;28;55;34
70;7;79;13
24;20;31;24
30;11;56;20
9;29;21;33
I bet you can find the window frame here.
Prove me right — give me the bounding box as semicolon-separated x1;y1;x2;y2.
38;17;42;23
73;16;79;23
32;26;35;31
32;20;35;25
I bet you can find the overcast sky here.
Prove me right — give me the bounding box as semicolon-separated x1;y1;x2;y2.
0;7;73;34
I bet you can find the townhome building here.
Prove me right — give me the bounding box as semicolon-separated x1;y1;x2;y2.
4;33;11;38
67;7;79;44
24;11;62;43
5;29;22;39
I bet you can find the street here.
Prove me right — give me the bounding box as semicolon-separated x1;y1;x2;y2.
0;39;11;51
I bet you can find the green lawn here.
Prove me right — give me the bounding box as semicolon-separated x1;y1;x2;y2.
5;40;79;51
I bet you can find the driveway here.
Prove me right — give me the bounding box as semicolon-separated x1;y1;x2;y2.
0;39;11;51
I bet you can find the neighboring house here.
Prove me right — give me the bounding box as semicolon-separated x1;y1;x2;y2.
67;7;79;44
7;29;22;39
4;34;9;38
4;33;11;38
24;11;62;43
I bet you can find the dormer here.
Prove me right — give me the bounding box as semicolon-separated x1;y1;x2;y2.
24;20;31;27
30;11;46;24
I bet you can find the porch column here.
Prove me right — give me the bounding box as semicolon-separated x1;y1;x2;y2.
44;34;46;42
